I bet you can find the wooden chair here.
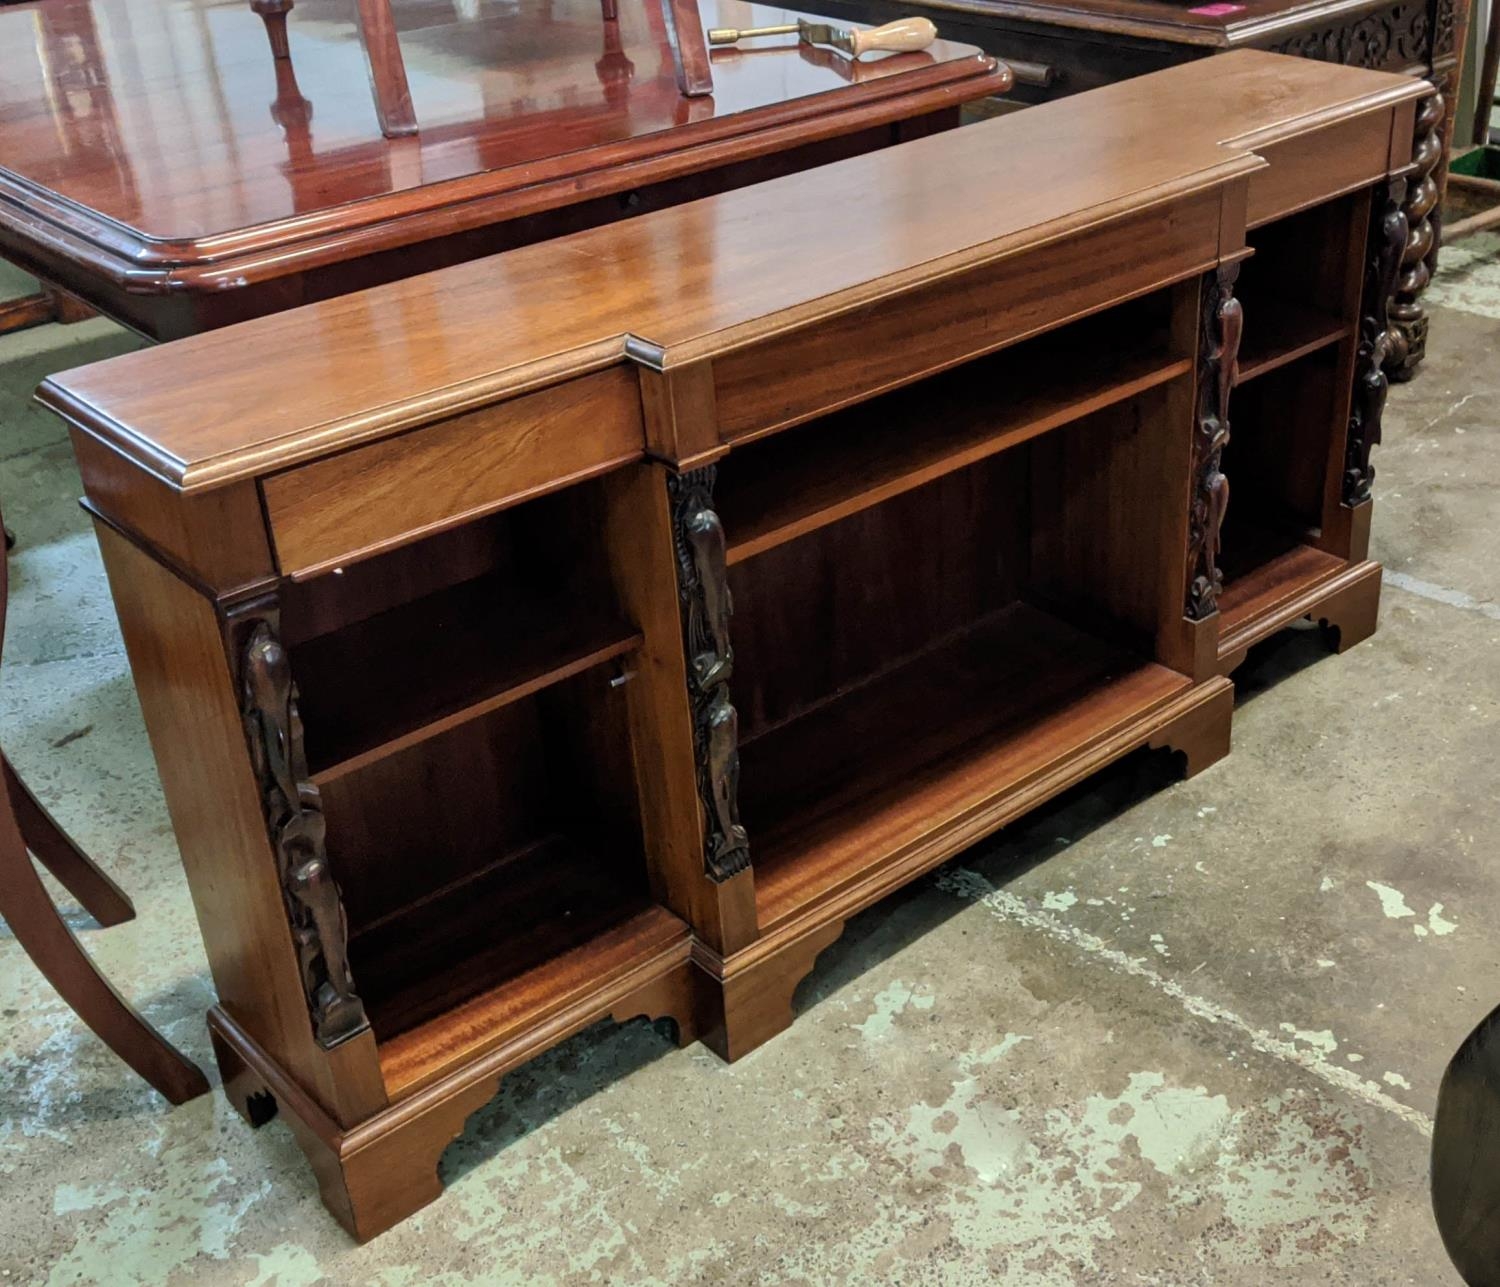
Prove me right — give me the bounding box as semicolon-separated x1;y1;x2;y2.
253;0;712;140
0;511;208;1105
1433;1004;1500;1285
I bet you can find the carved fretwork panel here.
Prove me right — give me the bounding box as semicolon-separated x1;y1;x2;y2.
1432;0;1458;56
1186;263;1242;621
1346;177;1411;504
235;606;369;1049
1388;87;1444;381
668;467;750;883
1267;2;1432;69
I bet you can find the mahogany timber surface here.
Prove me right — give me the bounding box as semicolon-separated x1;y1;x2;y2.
741;602;1192;928
1235;299;1349;382
349;832;650;1044
1216;541;1351;638
40;54;1425;496
293;583;641;781
718;343;1189;563
0;0;1003;338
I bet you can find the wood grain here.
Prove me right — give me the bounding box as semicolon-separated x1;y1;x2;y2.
90;522;388;1128
262;368;643;576
39;52;1427;493
0;0;1002;336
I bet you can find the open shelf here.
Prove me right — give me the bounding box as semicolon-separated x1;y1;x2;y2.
350;831;679;1097
717;329;1188;565
1236;300;1348;384
293;575;641;782
1217;534;1345;643
740;602;1191;930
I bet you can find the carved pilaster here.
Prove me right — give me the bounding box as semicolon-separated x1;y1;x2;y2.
1187;263;1242;621
1346;177;1411;504
668;467;750;883
1388;87;1444;382
234;605;368;1049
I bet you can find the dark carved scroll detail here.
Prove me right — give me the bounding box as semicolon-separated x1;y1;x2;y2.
1187;263;1242;621
1433;0;1457;56
668;468;750;883
1346;177;1411;504
1388;87;1444;381
1268;2;1430;68
239;616;368;1048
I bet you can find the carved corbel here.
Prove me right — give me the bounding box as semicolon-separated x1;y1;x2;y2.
1387;87;1444;381
235;608;368;1049
668;468;751;883
1346;177;1411;504
1186;263;1243;621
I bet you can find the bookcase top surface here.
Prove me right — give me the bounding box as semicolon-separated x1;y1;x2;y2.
40;50;1421;493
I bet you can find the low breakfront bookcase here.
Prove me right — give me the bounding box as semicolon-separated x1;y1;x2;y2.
39;52;1425;1239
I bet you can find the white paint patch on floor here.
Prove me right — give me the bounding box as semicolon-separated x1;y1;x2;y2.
1427;904;1459;936
855;980;935;1040
1386;570;1500;622
1383;1072;1413;1091
1042;890;1077;912
938;867;1434;1138
1278;1024;1338;1056
1365;881;1415;920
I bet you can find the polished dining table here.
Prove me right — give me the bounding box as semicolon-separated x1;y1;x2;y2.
0;0;1007;340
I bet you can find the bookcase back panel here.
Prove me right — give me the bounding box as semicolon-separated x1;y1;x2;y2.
726;453;1031;740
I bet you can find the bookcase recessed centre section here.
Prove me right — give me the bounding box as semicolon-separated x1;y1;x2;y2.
709;287;1203;932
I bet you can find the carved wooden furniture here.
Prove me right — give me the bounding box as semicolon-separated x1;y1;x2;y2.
1432;1003;1500;1285
800;0;1468;383
38;52;1423;1239
0;0;1003;342
254;0;715;139
0;510;209;1106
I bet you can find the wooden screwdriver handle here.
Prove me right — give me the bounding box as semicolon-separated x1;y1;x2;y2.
848;17;937;56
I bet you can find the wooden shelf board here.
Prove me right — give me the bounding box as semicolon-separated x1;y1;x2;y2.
1236;303;1348;384
1217;539;1347;653
361;833;684;1098
720;348;1191;566
295;575;640;782
742;602;1190;930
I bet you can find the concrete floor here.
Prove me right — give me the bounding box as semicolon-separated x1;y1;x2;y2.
1;242;1498;1284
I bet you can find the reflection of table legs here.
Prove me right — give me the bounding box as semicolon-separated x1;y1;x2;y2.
254;0;713;141
252;0;294;58
353;0;419;137
662;0;712;95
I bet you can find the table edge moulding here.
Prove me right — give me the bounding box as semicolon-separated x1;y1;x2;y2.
36;50;1428;1241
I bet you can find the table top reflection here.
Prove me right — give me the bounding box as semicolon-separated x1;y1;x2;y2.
0;0;997;247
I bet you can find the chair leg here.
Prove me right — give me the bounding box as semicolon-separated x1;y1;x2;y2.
4;755;134;928
0;795;208;1105
353;0;419;137
601;0;618;19
661;0;713;96
251;0;295;59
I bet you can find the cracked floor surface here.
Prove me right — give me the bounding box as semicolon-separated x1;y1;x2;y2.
1;244;1497;1284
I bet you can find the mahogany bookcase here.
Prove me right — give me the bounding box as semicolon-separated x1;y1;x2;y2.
38;53;1424;1240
